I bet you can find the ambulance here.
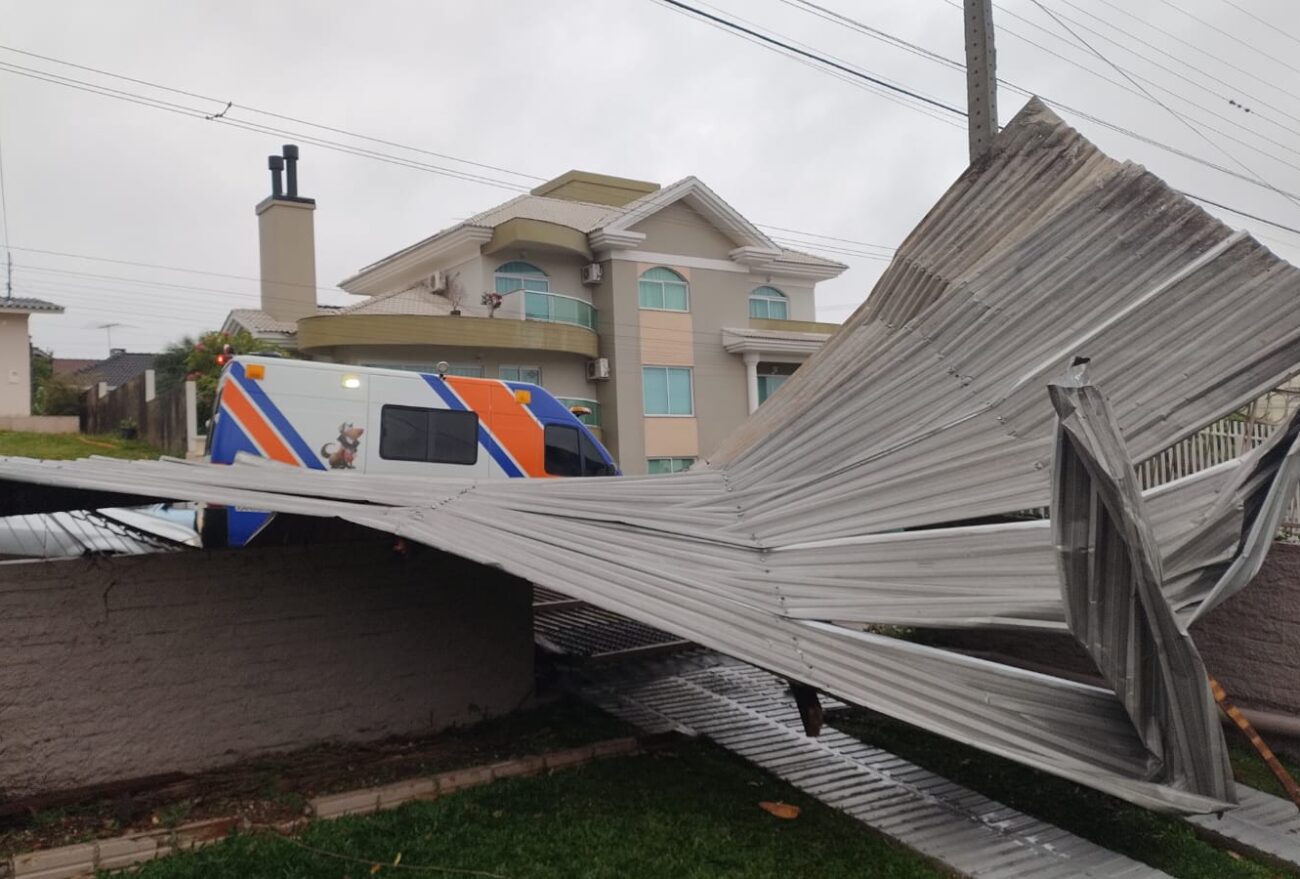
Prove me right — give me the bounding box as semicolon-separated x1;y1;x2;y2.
201;355;618;546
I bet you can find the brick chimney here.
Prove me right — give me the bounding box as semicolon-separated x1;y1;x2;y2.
257;145;318;323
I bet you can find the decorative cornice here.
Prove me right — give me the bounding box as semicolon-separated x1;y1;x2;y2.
588;228;646;252
721;326;832;357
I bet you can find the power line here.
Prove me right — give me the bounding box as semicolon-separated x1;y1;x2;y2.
1023;0;1300;139
1214;0;1300;49
1044;0;1300;131
1181;193;1300;237
651;0;966;116
1028;0;1300;214
1151;0;1300;78
0;43;547;185
1085;0;1300;102
5;38;1299;245
775;0;1300;199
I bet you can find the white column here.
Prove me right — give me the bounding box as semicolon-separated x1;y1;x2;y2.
743;351;761;415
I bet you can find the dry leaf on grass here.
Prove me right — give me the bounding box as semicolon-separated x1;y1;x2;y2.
758;801;800;819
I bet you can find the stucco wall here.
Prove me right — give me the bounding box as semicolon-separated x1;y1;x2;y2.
0;540;533;796
631;202;738;259
0;313;31;418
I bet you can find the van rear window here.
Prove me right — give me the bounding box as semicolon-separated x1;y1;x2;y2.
380;405;478;465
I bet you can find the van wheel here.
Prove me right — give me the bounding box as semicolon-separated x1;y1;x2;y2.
199;506;228;549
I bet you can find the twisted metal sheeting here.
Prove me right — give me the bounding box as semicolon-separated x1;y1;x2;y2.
1051;363;1232;805
3;99;1300;813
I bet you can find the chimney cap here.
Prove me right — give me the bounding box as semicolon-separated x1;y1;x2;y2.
282;144;299;160
268;155;284;171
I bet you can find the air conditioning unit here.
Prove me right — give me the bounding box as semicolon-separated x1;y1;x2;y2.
586;357;611;381
428;270;447;293
581;263;603;285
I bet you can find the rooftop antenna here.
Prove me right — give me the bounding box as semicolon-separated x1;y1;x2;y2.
97;322;127;352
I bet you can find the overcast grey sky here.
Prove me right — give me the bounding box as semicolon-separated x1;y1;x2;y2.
3;0;1298;357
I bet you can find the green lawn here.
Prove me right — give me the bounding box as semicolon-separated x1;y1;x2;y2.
0;431;162;460
833;710;1299;879
114;742;946;879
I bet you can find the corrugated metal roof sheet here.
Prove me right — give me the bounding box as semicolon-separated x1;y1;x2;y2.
3;99;1298;815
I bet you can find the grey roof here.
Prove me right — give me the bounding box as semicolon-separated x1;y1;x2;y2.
225;305;342;337
464;193;619;232
3;99;1299;815
350;179;846;279
337;288;493;317
0;296;63;314
74;352;157;388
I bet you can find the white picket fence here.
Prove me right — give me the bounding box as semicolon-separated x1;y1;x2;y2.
1136;417;1300;532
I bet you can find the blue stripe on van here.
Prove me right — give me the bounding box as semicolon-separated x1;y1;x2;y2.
420;374;524;478
229;362;327;470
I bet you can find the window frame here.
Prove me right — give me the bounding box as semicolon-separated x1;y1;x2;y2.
494;261;550;295
499;364;542;384
638;267;690;312
378;404;480;465
647;457;696;475
748;286;789;320
641;365;694;417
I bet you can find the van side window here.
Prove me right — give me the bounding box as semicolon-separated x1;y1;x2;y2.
380;405;478;465
544;425;583;477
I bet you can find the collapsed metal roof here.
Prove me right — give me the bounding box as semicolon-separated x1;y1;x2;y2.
4;98;1300;814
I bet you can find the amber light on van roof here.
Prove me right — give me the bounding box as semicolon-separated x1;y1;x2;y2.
513;389;532;404
245;364;266;380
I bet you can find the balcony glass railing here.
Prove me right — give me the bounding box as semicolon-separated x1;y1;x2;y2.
523;291;597;330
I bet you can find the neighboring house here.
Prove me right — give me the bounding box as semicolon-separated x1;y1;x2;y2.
0;296;64;417
68;349;158;392
225;149;846;473
51;358;98;379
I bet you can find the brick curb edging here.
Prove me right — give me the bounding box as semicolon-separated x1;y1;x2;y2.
3;737;643;879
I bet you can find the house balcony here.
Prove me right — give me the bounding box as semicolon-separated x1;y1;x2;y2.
296;309;598;358
520;290;597;331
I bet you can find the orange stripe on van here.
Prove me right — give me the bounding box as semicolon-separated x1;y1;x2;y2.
446;378;548;477
220;380;299;465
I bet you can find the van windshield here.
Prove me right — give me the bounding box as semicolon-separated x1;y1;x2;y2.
544;425;614;477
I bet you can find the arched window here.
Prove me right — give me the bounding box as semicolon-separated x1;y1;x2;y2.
638;267;689;312
749;286;788;320
494;261;549;294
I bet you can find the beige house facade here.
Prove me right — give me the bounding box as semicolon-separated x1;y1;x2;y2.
0;297;64;418
227;156;845;474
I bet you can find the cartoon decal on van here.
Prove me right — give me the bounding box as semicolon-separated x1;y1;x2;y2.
321;422;364;469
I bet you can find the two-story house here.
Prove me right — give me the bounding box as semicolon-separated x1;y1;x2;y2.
226;152;845;473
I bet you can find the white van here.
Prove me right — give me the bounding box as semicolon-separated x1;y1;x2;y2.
203;356;617;545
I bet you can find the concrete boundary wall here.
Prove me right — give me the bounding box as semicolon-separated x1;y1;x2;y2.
0;540;533;798
926;542;1300;757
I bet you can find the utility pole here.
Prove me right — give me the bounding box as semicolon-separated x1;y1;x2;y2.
964;0;999;162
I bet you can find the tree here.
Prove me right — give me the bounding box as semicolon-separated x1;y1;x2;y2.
29;345;52;412
156;329;286;427
35;373;83;416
